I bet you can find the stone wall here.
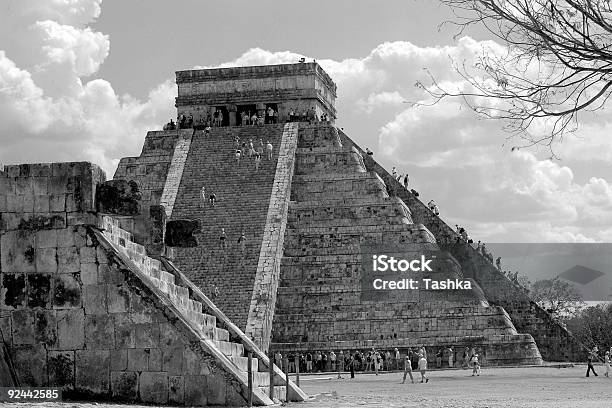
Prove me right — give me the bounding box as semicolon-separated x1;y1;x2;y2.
0;161;300;406
338;130;585;362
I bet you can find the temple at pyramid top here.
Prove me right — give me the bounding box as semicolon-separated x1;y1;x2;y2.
174;62;337;126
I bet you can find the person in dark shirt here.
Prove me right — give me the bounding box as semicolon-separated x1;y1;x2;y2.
586;346;599;377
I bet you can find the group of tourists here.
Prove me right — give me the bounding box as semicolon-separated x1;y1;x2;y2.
391;167;410;190
231;136;273;169
162;105;332;130
275;345;485;383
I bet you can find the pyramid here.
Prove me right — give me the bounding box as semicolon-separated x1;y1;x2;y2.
110;63;585;364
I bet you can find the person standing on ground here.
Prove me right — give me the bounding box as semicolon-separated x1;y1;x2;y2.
338;351;344;379
306;352;313;373
470;353;480;376
418;354;429;383
586;346;599;377
448;346;454;368
462;347;470;369
436;349;442;369
330;350;336;372
401;355;414;384
394;348;401;370
385;350;391;371
604;351;610;377
350;353;355;379
266;140;273;160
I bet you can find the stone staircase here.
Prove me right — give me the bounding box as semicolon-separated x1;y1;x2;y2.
170;125;286;330
96;215;306;404
271;124;543;366
338;129;587;362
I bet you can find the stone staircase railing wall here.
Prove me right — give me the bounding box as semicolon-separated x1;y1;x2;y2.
245;123;299;352
338;129;586;362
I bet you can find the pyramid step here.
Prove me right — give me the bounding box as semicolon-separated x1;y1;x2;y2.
228;355;259;372
214;340;244;358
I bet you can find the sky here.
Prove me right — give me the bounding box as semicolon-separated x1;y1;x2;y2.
1;0;612;243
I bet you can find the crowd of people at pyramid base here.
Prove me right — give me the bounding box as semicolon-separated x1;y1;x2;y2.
163;106;330;131
274;346;484;378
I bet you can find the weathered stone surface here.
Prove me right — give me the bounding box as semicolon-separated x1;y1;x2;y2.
184;375;207;407
96;179;142;216
11;345;46;386
164;219;200;247
11;309;34;345
139;371;169;404
110;371;138;401
53;273;81;308
75;349;110;393
48;350;75;387
1;274;26;309
56;309;84;349
84;314;114;349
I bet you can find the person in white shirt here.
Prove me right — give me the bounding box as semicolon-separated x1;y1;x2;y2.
266;141;273;160
470;354;480;376
604;351;610;377
418;354;429;383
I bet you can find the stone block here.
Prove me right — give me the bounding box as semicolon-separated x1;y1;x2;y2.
57;247;80;273
165;219;200;247
82;284;107;315
75;349;110;393
184;375;207;407
12;309;34;345
149;348;162;371
184;347;209;375
168;375;184;405
127;348;149;371
206;375;227;406
110;371;138;401
52;273;81;308
84;314;114;349
80;263;98;285
49;194;66;212
35;229;57;248
96;180;141;216
56;228;75;247
98;263;124;284
107;284;129;313
79;246;96;263
110;349;127;371
134;323;160;348
159;322;185;349
27;274;51;308
1;273;26;309
32;177;49;195
11;345;47;386
34;195;50;212
114;313;135;348
162;346;184;375
1;230;36;273
139;371;168;405
32;310;56;347
47;350;74;387
56;309;84;349
35;247;57;273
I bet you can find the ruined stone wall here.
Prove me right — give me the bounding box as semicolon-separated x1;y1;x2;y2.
339;130;585;362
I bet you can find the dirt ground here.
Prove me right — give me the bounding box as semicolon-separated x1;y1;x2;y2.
1;365;610;408
295;365;612;408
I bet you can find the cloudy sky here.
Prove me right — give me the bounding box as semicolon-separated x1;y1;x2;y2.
1;0;612;243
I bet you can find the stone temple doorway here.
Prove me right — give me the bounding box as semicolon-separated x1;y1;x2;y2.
214;106;230;126
237;104;257;125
